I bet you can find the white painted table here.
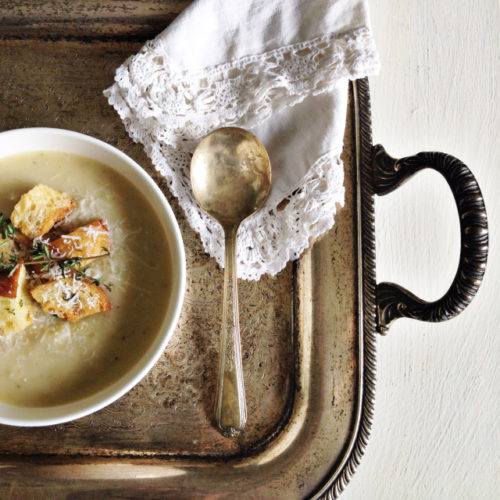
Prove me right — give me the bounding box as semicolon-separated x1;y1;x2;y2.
342;1;499;498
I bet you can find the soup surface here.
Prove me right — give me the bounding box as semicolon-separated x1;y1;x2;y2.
0;151;171;407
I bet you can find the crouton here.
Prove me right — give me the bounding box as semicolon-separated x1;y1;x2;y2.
30;277;111;322
48;219;110;261
0;262;22;298
11;184;75;239
0;264;35;335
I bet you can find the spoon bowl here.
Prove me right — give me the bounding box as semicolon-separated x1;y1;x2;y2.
191;127;271;225
190;127;271;437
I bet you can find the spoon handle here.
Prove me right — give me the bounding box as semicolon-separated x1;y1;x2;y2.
215;225;247;438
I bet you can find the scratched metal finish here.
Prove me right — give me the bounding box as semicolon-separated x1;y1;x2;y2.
0;3;359;498
0;39;294;456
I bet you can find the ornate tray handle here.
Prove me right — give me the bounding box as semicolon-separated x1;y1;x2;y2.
372;145;488;334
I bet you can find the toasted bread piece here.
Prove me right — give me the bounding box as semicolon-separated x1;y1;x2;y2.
0;264;35;335
30;277;111;322
11;184;75;239
0;262;22;298
48;219;110;261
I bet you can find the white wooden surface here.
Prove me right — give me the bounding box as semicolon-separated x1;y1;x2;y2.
342;1;499;499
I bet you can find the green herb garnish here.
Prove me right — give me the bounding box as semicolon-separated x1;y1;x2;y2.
0;254;20;276
58;258;80;278
24;243;109;271
0;213;16;240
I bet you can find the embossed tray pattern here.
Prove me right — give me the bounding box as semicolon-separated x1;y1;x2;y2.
0;2;488;499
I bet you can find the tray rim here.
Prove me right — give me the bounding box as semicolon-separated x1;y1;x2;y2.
0;79;378;500
0;4;489;492
0;22;378;493
310;78;377;499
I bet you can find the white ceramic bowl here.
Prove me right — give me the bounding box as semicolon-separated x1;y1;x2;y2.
0;128;186;426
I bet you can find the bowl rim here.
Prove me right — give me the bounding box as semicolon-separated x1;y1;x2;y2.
0;127;186;426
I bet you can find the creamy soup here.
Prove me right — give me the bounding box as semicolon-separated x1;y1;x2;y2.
0;151;171;407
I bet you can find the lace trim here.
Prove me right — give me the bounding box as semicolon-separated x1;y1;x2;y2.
108;26;378;147
105;27;378;279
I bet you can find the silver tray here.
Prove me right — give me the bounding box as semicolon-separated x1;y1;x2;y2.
0;2;488;498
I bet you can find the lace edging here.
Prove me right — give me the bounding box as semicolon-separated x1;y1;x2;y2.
105;26;377;278
106;26;379;146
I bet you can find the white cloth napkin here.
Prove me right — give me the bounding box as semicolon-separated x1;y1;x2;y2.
105;0;379;280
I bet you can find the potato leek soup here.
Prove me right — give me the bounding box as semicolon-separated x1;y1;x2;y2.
0;151;171;407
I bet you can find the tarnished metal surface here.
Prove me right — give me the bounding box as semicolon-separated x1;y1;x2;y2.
0;33;294;458
0;3;489;498
372;146;489;334
191;127;272;438
0;3;364;498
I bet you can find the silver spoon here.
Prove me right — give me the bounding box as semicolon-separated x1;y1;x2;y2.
190;127;271;438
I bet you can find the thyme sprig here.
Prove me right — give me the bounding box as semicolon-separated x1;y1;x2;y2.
0;242;111;284
28;243;113;289
26;243;110;271
24;253;110;267
0;241;113;291
0;253;20;277
0;213;15;240
68;264;107;287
